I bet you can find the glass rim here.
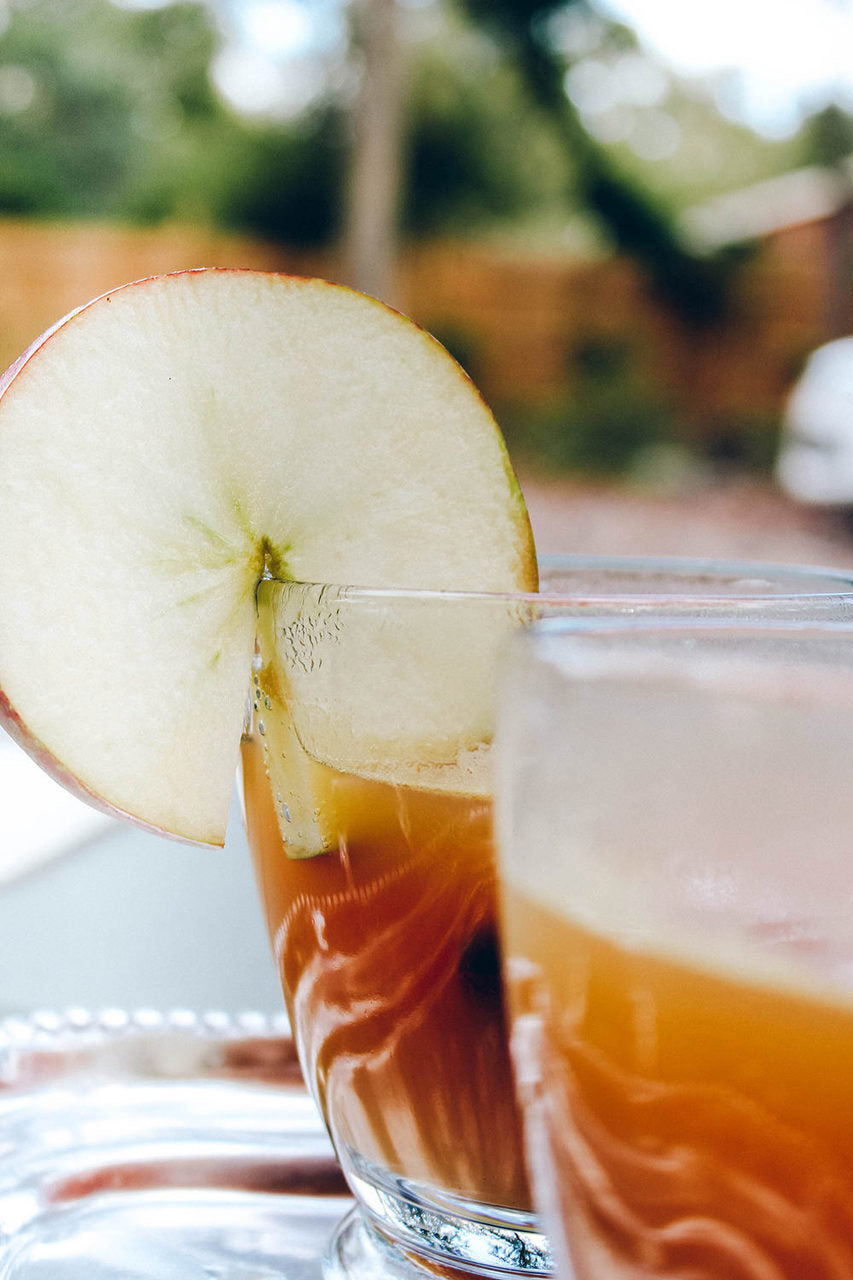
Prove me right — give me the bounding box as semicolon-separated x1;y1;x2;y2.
258;553;853;606
509;613;853;712
526;611;853;643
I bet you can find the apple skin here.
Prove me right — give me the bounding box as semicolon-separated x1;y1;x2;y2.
0;269;537;846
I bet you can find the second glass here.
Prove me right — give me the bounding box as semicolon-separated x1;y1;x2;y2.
496;615;853;1280
239;556;853;1278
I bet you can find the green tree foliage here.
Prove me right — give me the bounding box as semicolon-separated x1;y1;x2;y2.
214;105;348;247
0;0;350;244
0;0;226;220
501;334;675;476
452;0;745;327
0;0;829;287
0;0;579;248
799;104;853;171
402;34;572;236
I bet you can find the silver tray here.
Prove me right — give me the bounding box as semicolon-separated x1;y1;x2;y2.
0;1009;352;1278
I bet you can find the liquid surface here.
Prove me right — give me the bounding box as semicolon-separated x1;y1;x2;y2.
505;892;853;1280
241;732;531;1211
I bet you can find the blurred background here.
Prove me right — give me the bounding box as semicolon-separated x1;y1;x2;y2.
1;0;853;1018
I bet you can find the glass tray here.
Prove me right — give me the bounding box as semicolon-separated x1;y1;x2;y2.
0;1008;353;1278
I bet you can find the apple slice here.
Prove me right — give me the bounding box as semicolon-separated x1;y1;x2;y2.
0;269;537;846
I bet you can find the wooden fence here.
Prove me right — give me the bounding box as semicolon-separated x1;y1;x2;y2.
0;215;842;448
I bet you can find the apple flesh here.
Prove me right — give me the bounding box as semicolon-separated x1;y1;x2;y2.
0;270;537;846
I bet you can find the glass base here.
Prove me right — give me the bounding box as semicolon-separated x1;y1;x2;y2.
330;1157;552;1279
327;1207;553;1280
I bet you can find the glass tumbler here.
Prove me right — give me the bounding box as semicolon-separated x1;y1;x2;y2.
240;556;853;1279
496;615;853;1280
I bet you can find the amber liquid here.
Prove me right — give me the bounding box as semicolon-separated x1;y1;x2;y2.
241;732;531;1211
506;893;853;1280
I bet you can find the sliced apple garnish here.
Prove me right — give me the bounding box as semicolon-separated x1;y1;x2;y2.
0;269;536;846
260;578;527;787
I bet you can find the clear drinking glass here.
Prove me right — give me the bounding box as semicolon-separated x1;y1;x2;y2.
239;557;853;1280
496;615;853;1280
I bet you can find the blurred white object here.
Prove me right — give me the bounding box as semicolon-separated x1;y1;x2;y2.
0;728;114;884
776;336;853;506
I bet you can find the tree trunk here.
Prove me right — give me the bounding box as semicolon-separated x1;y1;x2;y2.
344;0;404;306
